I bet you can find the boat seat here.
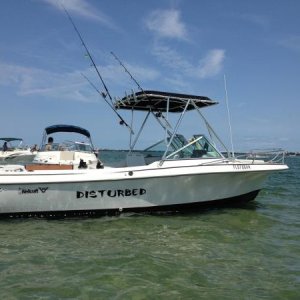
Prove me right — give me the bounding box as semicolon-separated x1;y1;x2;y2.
191;149;207;158
126;153;145;166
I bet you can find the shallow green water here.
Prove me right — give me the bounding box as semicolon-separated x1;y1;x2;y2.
0;158;299;299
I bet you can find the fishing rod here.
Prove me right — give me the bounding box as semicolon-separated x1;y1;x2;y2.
81;73;132;132
62;6;133;133
111;51;172;129
111;51;145;94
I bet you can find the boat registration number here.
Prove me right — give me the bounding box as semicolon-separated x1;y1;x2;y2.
233;164;251;170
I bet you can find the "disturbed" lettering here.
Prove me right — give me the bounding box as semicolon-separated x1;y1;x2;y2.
76;188;146;199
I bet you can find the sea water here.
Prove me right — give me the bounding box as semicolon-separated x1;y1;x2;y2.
0;157;299;299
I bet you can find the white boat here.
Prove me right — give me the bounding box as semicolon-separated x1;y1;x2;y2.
0;91;288;218
0;137;37;163
31;124;102;170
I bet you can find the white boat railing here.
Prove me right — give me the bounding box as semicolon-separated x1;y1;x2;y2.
236;149;286;164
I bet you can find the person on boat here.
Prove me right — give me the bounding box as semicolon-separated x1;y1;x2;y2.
30;144;38;152
45;137;53;151
2;142;8;152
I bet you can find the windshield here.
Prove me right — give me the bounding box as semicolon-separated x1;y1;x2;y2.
143;134;222;160
41;141;93;152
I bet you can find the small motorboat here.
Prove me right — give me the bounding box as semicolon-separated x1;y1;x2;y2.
0;137;37;163
30;124;102;170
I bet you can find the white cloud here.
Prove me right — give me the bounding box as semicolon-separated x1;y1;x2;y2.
197;49;225;78
42;0;117;29
145;9;188;40
105;62;160;84
152;44;191;71
164;75;193;91
239;13;270;30
0;60;160;102
152;44;225;79
0;62;91;102
278;35;300;52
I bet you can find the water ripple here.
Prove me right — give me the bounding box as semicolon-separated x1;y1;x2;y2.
0;159;299;299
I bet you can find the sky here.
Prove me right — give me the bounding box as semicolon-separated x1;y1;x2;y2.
0;0;299;152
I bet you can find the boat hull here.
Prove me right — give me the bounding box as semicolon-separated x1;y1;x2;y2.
0;164;276;218
0;190;260;218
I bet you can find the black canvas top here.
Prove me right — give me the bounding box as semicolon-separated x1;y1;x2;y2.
115;90;218;113
44;125;91;138
0;138;23;142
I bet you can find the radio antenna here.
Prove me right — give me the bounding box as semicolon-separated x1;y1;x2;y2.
224;74;235;158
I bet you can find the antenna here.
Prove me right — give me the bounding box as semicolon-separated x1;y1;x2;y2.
224;74;235;158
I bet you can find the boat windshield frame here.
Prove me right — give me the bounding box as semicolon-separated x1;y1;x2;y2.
41;124;95;151
165;135;223;159
0;138;24;150
141;134;222;161
113;90;228;164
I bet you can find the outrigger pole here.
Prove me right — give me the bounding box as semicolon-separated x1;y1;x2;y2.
62;6;133;134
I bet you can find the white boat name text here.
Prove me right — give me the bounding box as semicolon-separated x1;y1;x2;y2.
19;187;48;194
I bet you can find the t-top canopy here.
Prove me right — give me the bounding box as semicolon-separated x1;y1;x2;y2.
115;90;218;113
44;125;91;138
0;138;23;142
